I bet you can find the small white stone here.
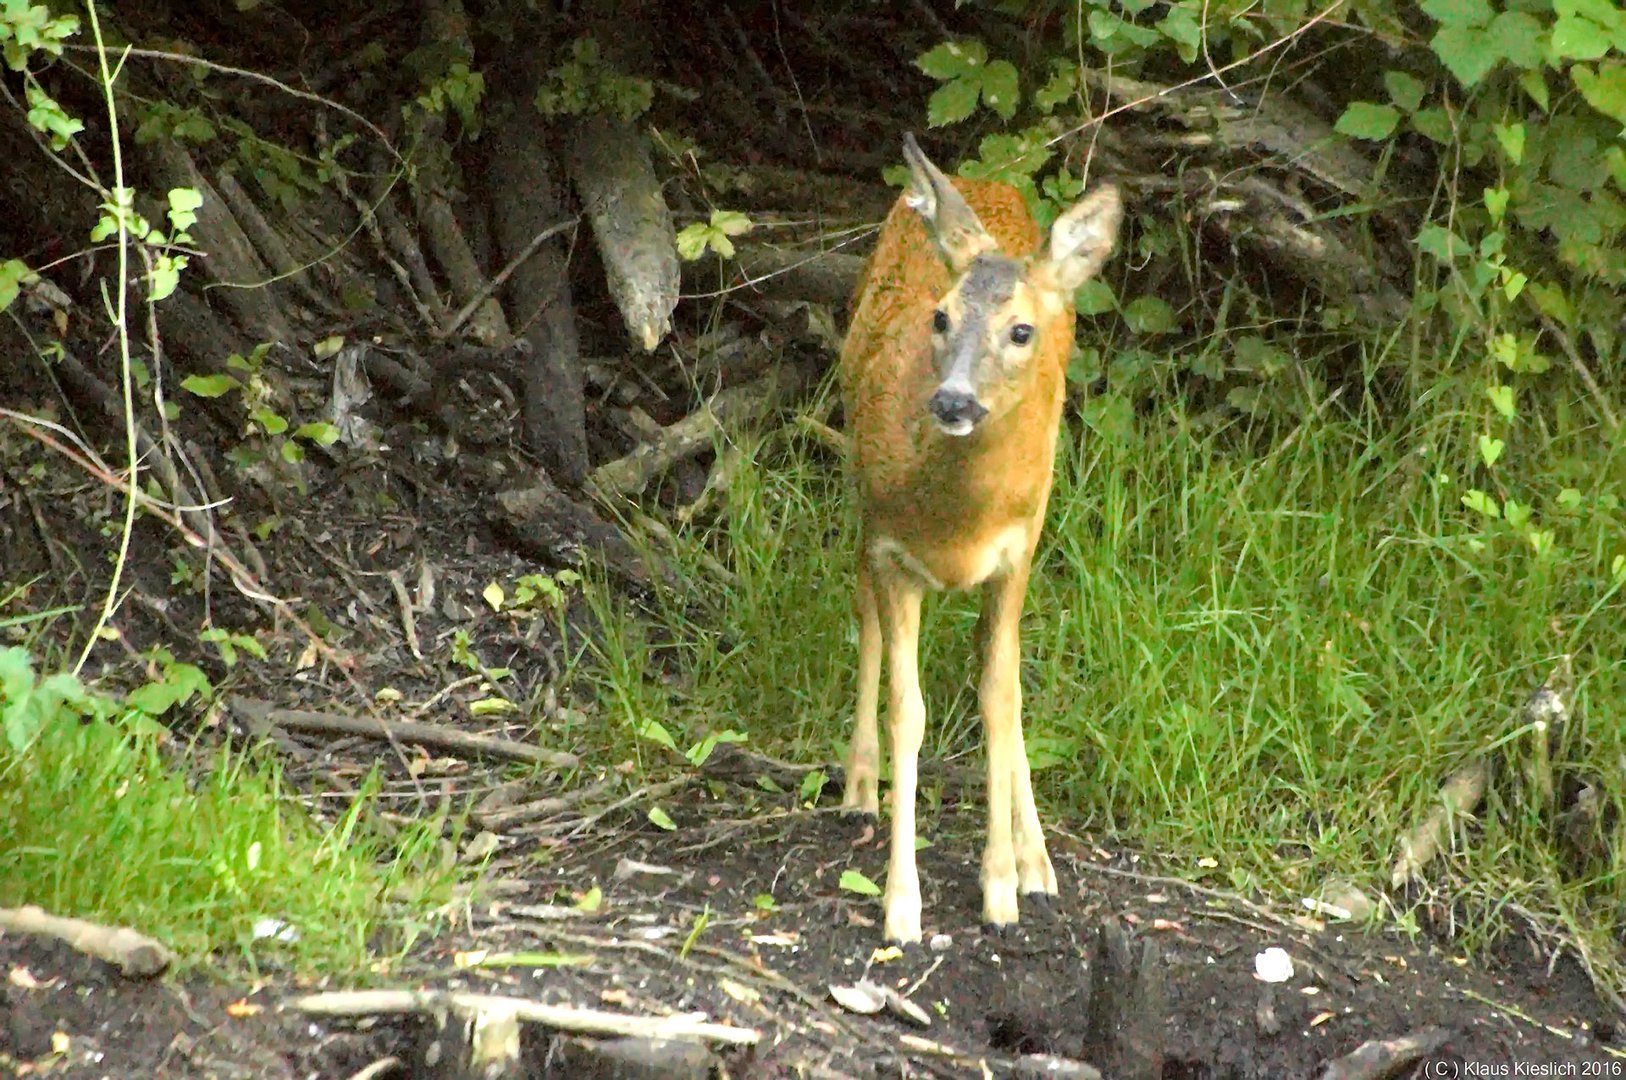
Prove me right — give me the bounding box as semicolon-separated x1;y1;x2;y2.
929;933;953;953
1254;946;1294;983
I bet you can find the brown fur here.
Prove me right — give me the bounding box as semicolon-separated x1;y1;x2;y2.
841;180;1069;589
837;142;1121;943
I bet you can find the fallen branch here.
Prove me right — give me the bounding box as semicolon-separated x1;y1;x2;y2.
0;905;173;978
288;989;760;1046
1389;757;1488;889
1315;1026;1451;1080
230;696;578;770
588;361;820;501
1390;661;1572;888
680;240;868;306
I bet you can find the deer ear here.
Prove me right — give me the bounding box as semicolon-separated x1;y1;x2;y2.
1043;184;1123;292
902;133;997;272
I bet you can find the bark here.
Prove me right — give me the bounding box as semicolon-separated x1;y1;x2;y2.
480;13;589;484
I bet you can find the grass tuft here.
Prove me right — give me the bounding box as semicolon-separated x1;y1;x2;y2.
0;652;454;973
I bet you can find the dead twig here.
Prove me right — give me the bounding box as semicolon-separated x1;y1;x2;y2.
1540;315;1622;432
588;375;779;501
0;905;173;977
230;696;578;770
288;989;760;1046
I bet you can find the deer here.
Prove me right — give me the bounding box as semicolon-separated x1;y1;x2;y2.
838;134;1123;944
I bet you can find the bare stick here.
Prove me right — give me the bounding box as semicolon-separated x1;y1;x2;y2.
0;906;173;977
289;989;760;1046
1541;316;1622;432
230;696;578;769
441;219;577;341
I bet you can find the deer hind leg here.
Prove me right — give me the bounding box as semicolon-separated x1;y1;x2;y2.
1008;681;1057;898
979;569;1056;928
877;572;926;944
842;557;883;815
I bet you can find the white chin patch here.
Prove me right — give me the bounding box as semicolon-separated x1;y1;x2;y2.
936;418;975;437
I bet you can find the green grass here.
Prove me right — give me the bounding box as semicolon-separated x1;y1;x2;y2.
583;381;1626;994
0;651;453;973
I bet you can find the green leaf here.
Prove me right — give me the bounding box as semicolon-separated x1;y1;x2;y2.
1410;108;1454;144
1613;554;1626;583
1550;15;1611;60
926;79;980;127
635;717;677;751
1384;70;1427;112
675;223;712;261
1486;383;1516;418
1075;279;1117;316
1492;123;1524;165
1416;224;1467;260
1526;282;1574;323
1087;10;1163;52
1484;186;1510;224
1421;0;1491;26
148;258;183;303
1477;434;1505;467
839;869;882;897
1123;296;1176;334
1462;489;1501;518
181;373;239;398
1034;63;1077;114
980;60;1020;119
166;187;203;235
1432;24;1500;87
1158;6;1202;62
0;259;30;313
711;209;751;236
799;769;828;803
648;805;677;831
250;408;288;436
293;421;340;446
1519;69;1551;112
1335;102;1400;140
916;40;985;80
1572;62;1626;126
1485;11;1544;69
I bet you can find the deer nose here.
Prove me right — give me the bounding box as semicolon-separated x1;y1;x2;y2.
928;387;989;430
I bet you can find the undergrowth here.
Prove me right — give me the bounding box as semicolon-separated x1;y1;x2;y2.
580;374;1626;996
0;646;454;973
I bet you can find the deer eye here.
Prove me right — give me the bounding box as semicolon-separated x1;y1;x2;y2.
1010;324;1034;346
932;310;950;334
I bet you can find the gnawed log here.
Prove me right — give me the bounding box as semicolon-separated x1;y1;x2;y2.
587;359;820;501
138;141;295;344
413;0;511;348
492;472;667;591
681;240;867;307
568;112;679;352
1083;920;1166;1080
482;16;588;484
211;169;322;308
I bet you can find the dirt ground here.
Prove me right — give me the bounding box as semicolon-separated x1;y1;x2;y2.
1;371;1622;1079
2;782;1620;1078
